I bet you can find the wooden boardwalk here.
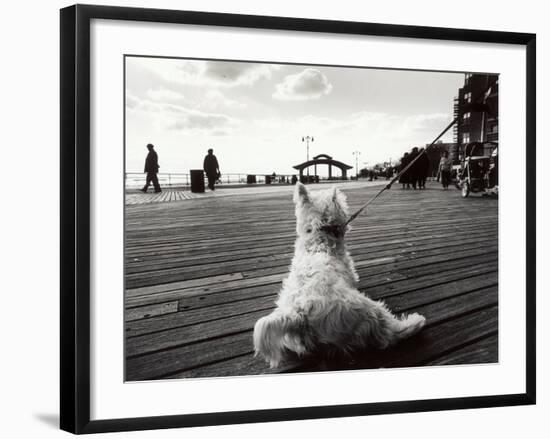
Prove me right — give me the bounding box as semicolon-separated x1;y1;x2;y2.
124;181;498;381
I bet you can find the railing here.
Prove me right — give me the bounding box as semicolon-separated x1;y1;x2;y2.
125;172;191;188
125;172;351;189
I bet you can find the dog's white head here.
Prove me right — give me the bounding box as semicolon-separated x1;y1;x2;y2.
293;182;349;247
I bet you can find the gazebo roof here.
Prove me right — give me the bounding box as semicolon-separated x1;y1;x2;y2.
293;156;353;171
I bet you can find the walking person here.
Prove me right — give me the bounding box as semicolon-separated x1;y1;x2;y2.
203;148;221;191
399;152;410;189
417;148;430;189
141;143;161;193
438;150;453;190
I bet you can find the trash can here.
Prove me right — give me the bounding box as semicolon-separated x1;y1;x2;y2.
246;174;257;184
190;169;205;193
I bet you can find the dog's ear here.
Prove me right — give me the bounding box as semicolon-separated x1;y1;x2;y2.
332;186;339;202
293;182;310;206
331;187;349;214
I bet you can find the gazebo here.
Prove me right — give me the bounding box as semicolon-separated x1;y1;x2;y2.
293;154;353;179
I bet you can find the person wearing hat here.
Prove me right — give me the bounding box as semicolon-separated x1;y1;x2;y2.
203;148;221;191
141;143;161;193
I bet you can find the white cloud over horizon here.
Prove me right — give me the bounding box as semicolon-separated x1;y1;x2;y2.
202;61;277;86
127;93;239;134
273;68;333;101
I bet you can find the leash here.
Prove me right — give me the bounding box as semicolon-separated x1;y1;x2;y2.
343;76;498;228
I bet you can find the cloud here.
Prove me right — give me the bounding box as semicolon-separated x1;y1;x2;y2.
126;94;238;134
202;62;276;86
273;68;333;101
166;111;234;131
402;113;451;132
202;90;246;110
170;60;278;87
127;58;278;103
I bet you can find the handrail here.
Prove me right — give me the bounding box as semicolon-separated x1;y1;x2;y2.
125;172;351;188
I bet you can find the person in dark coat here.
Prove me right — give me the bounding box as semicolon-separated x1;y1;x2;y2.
203;148;220;191
399;152;411;189
141;143;161;193
408;147;420;189
417;148;430;189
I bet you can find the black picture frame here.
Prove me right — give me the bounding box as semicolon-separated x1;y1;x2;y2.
60;4;536;434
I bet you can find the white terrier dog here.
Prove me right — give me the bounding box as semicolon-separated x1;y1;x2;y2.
253;182;426;368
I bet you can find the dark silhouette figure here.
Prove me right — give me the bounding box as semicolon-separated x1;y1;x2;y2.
203;148;220;191
141;143;161;193
409;147;420;189
417;148;430;189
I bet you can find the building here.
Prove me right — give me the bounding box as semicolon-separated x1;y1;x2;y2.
453;73;499;162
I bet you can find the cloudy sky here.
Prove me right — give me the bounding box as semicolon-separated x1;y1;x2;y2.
125;56;465;176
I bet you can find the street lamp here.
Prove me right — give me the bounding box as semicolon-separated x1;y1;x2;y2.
352;150;361;179
302;136;314;177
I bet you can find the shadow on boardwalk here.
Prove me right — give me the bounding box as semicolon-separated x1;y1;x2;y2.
124;181;498;381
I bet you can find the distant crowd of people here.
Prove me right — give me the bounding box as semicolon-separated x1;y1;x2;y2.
140;144;221;193
397;146;454;190
397;147;430;190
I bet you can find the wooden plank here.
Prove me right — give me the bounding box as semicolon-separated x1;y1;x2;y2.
237;240;497;280
366;261;498;298
384;274;498;312
126;294;277;337
126;308;270;357
125;301;179;322
126;331;253;381
125;272;244;298
125;273;285;308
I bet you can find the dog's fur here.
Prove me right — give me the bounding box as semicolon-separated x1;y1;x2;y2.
253;182;426;367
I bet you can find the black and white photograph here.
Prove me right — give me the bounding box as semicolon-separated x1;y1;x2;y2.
124;56;499;381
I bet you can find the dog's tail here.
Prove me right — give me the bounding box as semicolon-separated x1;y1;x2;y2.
253;310;309;368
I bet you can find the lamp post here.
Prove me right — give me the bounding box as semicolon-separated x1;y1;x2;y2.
302;136;314;177
352;150;361;179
